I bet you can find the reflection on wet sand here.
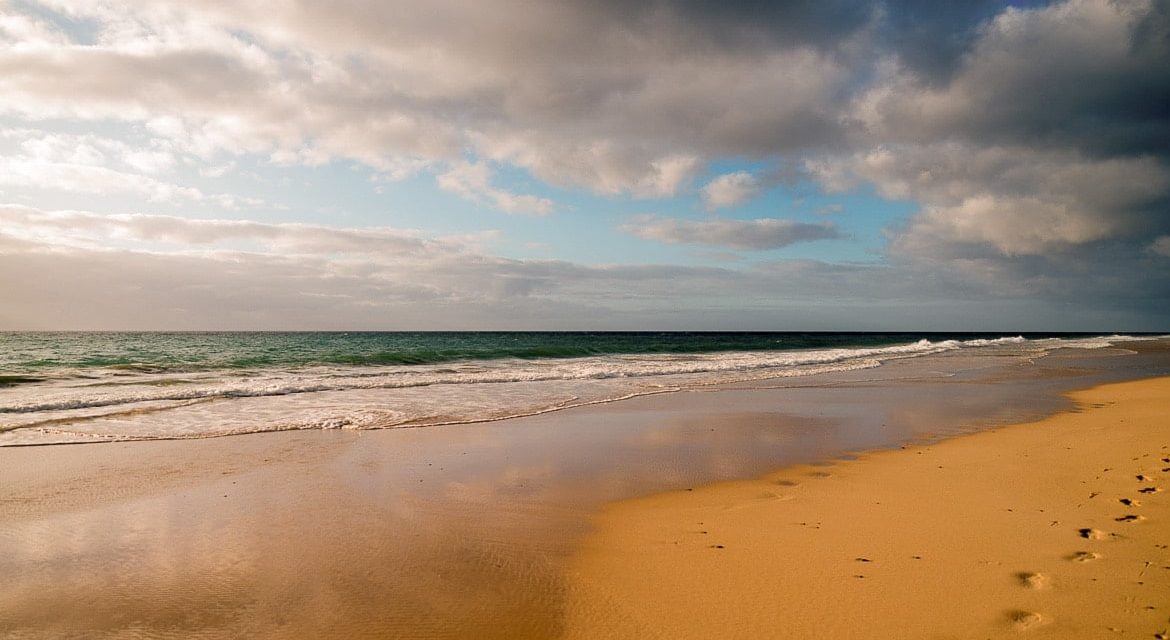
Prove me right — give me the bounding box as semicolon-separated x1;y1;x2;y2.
1;341;1168;638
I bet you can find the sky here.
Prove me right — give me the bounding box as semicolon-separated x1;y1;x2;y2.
0;0;1168;331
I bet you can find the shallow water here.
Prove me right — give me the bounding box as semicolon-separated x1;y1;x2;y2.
0;333;1151;445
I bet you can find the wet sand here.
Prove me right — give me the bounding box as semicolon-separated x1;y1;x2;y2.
2;343;1168;638
565;377;1170;639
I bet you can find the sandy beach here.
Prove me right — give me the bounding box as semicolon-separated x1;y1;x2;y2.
565;376;1170;639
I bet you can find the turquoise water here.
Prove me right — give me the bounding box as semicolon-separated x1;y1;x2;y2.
0;331;1111;375
0;332;1153;446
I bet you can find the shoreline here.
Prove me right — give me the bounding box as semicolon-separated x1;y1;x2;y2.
3;363;1168;638
564;376;1170;639
5;334;1159;449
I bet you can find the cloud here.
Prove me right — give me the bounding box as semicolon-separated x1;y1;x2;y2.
852;0;1170;157
0;128;262;208
0;156;202;201
5;1;1163;192
0;0;1168;327
701;171;760;210
123;149;177;175
898;195;1120;257
812;143;1170;256
0;203;759;329
622;215;842;250
1150;236;1170;258
2;203;1165;330
801;0;1170;307
0;10;71;48
876;0;1011;82
0;204;435;255
436;161;553;215
472;134;702;198
0;0;860;195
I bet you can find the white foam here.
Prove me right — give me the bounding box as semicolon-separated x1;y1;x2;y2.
0;335;1144;446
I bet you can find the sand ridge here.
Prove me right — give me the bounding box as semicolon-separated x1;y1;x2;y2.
565;377;1170;639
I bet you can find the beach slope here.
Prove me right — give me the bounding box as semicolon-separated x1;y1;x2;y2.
566;377;1170;639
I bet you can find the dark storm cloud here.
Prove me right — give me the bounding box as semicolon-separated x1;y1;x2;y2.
859;0;1170;158
878;0;1025;81
820;0;1170;324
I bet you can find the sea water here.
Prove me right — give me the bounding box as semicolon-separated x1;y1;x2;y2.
0;332;1152;446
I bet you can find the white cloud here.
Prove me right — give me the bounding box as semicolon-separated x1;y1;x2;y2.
638;155;701;199
472;133;701;198
0;0;856;196
0;156;202;201
436;161;553;215
810;143;1170;256
0;204;432;255
803;158;855;193
0;11;70;48
1150;236;1170;258
700;171;760;210
0;128;266;207
199;160;236;178
898;195;1118;256
123;149;176;174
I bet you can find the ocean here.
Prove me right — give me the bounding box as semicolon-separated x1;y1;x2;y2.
0;331;1153;446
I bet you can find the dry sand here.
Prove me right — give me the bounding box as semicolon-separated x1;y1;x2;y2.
565;377;1170;639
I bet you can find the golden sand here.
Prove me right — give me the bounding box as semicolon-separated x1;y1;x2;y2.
565;377;1170;639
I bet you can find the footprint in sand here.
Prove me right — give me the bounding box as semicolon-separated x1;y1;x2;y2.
808;471;832;478
1119;498;1141;507
721;492;792;512
1078;528;1109;540
1016;572;1051;589
1138;486;1162;494
1114;514;1144;523
1006;610;1047;630
774;479;802;487
1066;551;1100;563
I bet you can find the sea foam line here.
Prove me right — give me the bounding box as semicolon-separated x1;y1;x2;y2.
0;336;1101;416
0;335;1131;423
0;335;1145;446
0;338;962;413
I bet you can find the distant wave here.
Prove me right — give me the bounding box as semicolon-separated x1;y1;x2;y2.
2;331;1129;376
0;334;1149;446
0;336;1094;415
